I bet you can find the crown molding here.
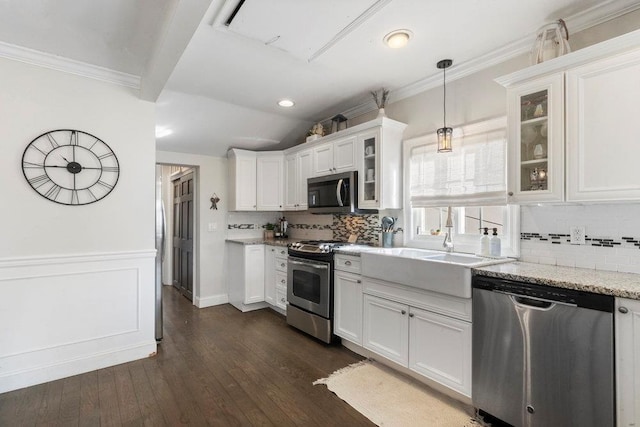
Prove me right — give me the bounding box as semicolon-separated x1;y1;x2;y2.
0;41;141;89
337;0;640;120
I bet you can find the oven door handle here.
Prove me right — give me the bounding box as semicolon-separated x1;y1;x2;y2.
336;178;344;207
288;259;329;269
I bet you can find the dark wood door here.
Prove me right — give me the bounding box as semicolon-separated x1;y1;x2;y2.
172;170;194;301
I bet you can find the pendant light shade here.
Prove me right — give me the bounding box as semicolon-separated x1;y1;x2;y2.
436;59;453;152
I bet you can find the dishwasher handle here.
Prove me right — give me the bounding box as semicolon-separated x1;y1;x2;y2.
494;290;577;309
514;296;553;309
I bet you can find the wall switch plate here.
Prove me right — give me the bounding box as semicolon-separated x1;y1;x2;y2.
570;226;586;245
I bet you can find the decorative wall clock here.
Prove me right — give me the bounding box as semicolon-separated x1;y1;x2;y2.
22;129;120;205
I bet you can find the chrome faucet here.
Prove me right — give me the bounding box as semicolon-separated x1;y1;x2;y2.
442;206;454;253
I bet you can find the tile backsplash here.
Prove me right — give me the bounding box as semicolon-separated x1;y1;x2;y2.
520;204;640;274
287;212;381;245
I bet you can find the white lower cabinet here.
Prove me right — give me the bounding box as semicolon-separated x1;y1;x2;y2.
264;244;288;313
334;254;363;345
408;307;471;395
616;298;640;427
227;243;266;311
361;278;472;397
363;294;409;365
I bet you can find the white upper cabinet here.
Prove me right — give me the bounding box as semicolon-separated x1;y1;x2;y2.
312;136;356;176
566;51;640;202
256;153;283;211
505;74;564;204
228;149;257;211
228;149;283;211
498;30;640;204
357;119;406;210
283;149;312;211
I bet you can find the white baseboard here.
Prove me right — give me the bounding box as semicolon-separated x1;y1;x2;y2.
195;293;229;308
0;340;157;394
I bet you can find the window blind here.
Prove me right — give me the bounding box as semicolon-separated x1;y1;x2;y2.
409;122;507;207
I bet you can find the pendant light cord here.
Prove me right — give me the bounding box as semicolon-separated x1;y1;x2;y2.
443;66;447;127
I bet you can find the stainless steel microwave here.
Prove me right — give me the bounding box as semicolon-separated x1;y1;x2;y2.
307;171;359;214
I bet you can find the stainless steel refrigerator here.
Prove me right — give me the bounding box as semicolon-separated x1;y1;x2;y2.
155;165;165;342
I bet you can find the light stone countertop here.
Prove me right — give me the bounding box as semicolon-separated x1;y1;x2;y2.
225;238;297;247
473;262;640;300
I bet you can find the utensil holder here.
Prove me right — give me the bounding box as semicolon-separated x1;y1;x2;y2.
382;232;393;248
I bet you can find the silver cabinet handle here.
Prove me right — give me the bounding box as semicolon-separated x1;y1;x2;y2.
401;310;406;315
281;298;286;303
280;279;285;284
508;191;514;196
356;279;361;283
409;313;414;318
344;260;352;266
619;306;629;314
271;248;275;252
336;178;345;207
280;250;286;255
280;263;286;267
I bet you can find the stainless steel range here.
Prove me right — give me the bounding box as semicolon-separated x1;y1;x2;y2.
286;240;346;343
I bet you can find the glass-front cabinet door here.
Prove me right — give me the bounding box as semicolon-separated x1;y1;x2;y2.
507;73;564;204
358;129;380;209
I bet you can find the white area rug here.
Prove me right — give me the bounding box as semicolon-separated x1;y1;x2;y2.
314;360;485;427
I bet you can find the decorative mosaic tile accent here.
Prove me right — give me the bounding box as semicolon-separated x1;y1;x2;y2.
332;214;380;244
227;223;255;230
521;233;639;249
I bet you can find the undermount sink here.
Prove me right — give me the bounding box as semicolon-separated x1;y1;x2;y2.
361;248;509;298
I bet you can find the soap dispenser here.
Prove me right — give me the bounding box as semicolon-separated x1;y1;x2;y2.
480;227;490;256
490;228;501;257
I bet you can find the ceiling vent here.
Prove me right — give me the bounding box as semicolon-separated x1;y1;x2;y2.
210;0;391;62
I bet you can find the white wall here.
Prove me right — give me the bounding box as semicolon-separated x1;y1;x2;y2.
0;58;156;393
156;151;230;308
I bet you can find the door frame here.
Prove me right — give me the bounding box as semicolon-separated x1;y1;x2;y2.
158;163;199;305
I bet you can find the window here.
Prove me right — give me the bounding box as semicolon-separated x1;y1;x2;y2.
403;118;519;257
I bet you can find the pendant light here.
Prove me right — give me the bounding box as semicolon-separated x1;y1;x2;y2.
436;59;453;152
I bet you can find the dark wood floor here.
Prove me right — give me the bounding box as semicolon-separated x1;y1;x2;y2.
0;287;374;426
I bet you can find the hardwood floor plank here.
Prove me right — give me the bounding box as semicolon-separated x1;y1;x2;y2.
78;370;100;427
112;363;142;425
97;367;122;427
58;375;81;425
36;378;65;425
127;361;167;427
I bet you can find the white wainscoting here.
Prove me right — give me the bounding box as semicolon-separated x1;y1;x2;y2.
0;250;156;393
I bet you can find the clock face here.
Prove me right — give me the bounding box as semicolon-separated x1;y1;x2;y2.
22;129;120;205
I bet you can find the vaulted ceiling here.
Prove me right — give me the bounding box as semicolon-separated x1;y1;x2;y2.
1;0;638;156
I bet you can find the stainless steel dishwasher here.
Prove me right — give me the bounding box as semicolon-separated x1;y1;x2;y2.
472;276;614;427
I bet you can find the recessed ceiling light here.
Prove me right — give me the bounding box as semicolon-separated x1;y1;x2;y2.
384;30;412;49
155;126;173;138
278;99;295;107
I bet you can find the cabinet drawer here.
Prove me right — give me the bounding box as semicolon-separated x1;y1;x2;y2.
275;271;287;288
335;255;361;274
275;257;288;273
276;285;287;311
274;247;288;257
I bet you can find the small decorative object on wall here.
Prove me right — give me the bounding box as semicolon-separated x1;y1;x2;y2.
532;19;570;64
306;123;325;142
22;129;119;205
371;88;389;117
210;193;220;210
